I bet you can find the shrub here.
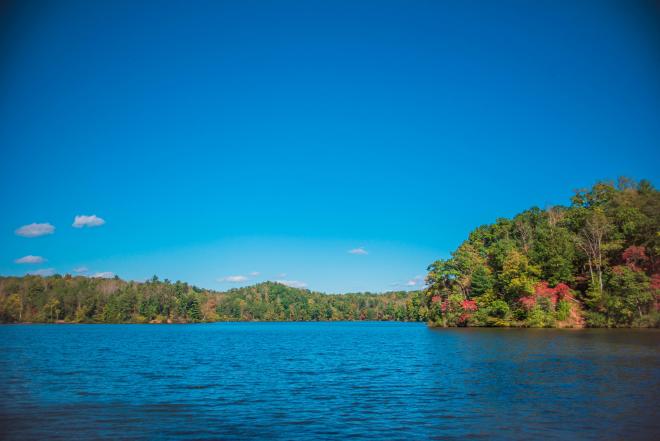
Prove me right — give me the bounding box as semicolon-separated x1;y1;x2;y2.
468;309;489;326
632;311;660;328
489;300;510;319
583;311;610;328
555;300;571;321
525;306;554;327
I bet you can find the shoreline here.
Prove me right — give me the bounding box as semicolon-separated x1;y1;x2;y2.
2;320;658;329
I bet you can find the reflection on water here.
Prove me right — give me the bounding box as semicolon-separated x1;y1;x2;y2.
1;323;658;440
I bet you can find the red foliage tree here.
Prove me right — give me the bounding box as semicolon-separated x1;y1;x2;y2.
534;281;558;304
461;299;477;311
622;245;648;271
519;296;537;310
554;283;571;300
524;281;574;308
651;274;660;291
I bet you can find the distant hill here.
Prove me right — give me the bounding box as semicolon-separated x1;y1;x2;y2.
0;276;425;324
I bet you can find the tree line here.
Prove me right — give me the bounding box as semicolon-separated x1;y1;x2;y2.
0;276;425;324
424;178;659;327
2;178;657;328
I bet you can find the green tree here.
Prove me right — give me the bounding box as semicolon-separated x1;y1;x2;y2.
498;249;540;302
470;265;493;297
605;266;653;325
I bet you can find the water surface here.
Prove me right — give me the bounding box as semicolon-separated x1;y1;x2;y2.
1;323;658;440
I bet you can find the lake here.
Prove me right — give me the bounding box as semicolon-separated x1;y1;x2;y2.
0;322;658;440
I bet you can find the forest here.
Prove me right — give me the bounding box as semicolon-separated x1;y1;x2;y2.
424;178;659;328
0;276;424;324
1;178;658;328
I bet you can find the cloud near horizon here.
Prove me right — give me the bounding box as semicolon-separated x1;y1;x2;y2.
219;275;249;283
405;275;426;287
276;280;307;288
15;255;46;264
73;215;105;228
390;275;426;289
218;271;262;283
91;271;114;278
348;247;368;255
28;268;55;276
73;266;88;273
15;223;55;238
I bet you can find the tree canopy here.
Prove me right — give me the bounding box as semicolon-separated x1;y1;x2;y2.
424;178;659;328
0;277;424;324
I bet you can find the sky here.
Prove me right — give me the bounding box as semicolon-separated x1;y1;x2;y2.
1;0;659;293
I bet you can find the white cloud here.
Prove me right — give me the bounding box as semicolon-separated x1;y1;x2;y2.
15;255;46;264
276;280;307;288
15;223;55;238
405;275;426;287
219;275;248;283
348;247;368;255
72;215;105;228
218;272;262;283
91;271;114;278
73;266;88;273
28;268;55;277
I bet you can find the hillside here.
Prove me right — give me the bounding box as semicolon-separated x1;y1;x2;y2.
423;178;659;328
0;276;424;324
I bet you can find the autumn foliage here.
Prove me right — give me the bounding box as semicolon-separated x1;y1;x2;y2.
518;282;571;309
461;299;478;311
425;178;660;328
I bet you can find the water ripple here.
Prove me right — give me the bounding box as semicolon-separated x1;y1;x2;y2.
0;323;659;440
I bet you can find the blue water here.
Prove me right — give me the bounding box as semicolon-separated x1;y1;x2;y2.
0;322;658;440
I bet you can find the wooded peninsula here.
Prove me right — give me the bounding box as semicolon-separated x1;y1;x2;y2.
1;178;658;328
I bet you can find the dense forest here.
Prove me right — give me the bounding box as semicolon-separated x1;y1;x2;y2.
0;276;424;324
424;178;659;328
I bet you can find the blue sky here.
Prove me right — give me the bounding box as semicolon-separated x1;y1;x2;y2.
1;0;659;292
